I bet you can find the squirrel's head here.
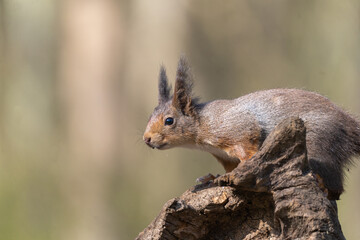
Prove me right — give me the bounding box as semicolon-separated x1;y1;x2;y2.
143;56;199;150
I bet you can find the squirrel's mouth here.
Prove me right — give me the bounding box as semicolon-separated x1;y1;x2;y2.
155;143;168;150
146;142;168;150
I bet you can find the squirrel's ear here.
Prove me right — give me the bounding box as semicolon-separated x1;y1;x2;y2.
158;65;171;104
173;56;198;116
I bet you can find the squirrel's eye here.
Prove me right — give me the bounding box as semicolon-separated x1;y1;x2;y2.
165;117;174;126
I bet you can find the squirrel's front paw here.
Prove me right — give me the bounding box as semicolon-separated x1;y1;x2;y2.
196;173;220;184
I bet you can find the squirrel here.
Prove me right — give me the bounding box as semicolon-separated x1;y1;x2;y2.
143;56;360;200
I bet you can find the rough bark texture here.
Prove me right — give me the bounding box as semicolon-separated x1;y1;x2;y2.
136;117;345;240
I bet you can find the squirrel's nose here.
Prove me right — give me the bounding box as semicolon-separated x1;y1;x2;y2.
144;136;151;145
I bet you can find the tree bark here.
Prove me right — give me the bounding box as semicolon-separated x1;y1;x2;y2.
136;117;345;240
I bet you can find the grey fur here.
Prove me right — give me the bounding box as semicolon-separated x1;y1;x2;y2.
158;66;171;104
173;56;198;116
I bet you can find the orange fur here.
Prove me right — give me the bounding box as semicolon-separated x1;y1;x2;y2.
149;114;164;133
213;155;240;173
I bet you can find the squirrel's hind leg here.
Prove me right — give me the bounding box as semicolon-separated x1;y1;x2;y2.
308;157;343;200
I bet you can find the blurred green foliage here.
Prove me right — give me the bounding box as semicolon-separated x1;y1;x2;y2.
0;0;359;239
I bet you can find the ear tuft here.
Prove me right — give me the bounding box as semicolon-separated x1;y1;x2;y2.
173;56;198;116
158;65;171;104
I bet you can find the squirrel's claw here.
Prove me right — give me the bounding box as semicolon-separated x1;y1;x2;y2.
196;173;220;184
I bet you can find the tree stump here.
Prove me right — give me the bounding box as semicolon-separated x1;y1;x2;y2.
136;117;345;240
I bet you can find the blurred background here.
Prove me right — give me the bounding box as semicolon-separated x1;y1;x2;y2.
0;0;359;239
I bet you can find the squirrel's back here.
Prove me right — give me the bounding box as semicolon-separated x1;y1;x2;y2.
233;89;358;133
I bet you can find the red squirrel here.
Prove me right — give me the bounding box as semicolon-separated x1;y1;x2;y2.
143;56;360;200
